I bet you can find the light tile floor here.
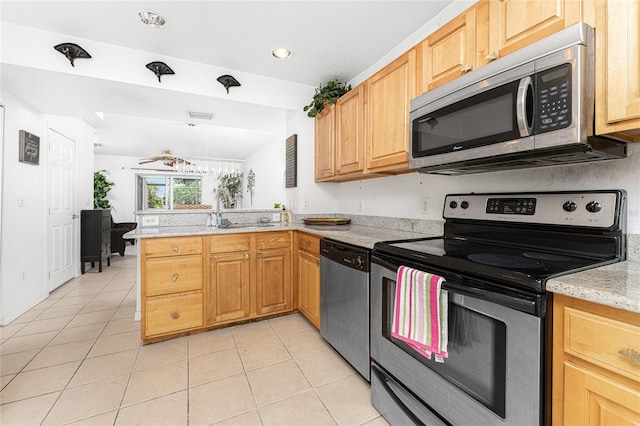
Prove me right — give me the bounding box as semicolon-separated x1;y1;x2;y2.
0;250;387;426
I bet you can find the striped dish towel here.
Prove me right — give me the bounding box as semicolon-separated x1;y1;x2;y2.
391;265;448;361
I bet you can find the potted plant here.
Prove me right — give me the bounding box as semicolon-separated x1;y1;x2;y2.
216;171;244;208
303;79;352;117
94;170;114;209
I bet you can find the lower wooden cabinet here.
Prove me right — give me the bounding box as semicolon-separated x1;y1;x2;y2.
297;232;321;329
552;294;640;426
209;251;250;323
256;248;292;316
145;293;203;337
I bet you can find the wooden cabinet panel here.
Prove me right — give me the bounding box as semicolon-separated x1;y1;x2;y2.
298;232;320;254
144;236;202;257
256;231;291;250
209;252;250;323
564;362;640;426
564;307;640;381
298;250;320;329
365;49;416;173
489;0;581;57
145;255;203;297
256;248;292;316
145;293;203;337
210;234;251;254
595;0;640;141
335;85;365;176
314;104;335;181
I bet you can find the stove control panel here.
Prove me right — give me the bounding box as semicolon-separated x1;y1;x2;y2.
444;191;623;228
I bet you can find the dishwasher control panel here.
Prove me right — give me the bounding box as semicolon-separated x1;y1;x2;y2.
320;239;370;273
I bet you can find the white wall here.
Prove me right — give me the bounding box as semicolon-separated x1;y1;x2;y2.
243;133;287;209
0;90;94;324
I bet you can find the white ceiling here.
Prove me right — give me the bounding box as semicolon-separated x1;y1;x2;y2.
1;1;453;160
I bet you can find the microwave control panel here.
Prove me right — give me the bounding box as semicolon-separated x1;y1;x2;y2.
535;64;572;134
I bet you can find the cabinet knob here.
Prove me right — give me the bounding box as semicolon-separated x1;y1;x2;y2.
305;240;311;247
170;312;180;319
171;245;179;252
619;348;640;365
485;51;499;61
460;64;473;73
171;273;178;282
257;252;264;258
244;253;249;261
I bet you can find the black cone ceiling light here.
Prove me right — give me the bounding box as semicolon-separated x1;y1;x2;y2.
54;43;91;67
146;61;174;82
217;75;241;94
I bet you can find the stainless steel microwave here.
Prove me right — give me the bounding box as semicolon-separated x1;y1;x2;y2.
409;23;626;175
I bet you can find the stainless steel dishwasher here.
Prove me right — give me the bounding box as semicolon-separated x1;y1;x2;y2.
320;238;371;380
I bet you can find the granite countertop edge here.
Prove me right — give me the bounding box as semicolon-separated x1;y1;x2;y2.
124;224;640;313
546;260;640;313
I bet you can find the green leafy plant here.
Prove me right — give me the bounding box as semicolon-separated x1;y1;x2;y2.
216;171;243;209
94;170;114;209
303;79;352;117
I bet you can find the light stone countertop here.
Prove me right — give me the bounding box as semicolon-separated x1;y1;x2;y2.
546;260;640;313
125;224;640;313
124;223;437;250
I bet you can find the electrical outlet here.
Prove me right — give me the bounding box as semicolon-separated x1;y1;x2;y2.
20;270;25;281
142;215;159;226
272;213;280;222
421;198;430;214
303;200;309;210
358;200;364;211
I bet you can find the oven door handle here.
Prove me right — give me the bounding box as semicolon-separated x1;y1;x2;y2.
443;281;540;315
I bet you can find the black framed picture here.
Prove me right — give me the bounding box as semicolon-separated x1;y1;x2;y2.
19;130;40;165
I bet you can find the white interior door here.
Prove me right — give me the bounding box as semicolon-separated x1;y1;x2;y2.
48;128;76;291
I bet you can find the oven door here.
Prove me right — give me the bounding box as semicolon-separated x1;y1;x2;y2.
371;255;545;426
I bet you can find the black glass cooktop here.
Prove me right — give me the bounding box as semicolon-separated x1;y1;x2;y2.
374;236;618;293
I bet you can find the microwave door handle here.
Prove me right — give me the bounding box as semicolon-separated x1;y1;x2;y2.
516;76;534;137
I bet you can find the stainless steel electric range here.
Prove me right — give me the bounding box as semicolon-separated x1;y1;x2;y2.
370;190;626;426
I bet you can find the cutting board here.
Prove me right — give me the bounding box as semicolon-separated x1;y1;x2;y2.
303;217;351;226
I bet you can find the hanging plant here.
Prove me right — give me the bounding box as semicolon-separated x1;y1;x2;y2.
303;79;352;117
94;170;114;209
216;171;243;209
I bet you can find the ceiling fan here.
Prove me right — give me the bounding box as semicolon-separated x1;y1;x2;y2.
138;149;192;167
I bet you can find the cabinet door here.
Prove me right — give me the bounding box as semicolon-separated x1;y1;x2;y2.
335;85;365;176
209;252;250;324
256;248;292;316
365;50;416;173
489;0;581;57
298;250;320;329
595;0;640;141
564;362;640;425
314;104;335;181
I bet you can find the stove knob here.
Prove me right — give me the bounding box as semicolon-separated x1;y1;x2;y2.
562;201;577;212
461;201;469;209
449;201;458;209
586;200;602;213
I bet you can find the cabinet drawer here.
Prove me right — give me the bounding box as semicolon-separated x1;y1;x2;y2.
210;234;251;254
257;231;291;250
145;255;203;296
144;237;202;257
298;233;320;255
564;307;640;382
145;293;203;337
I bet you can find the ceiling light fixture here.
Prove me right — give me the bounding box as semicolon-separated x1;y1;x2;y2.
217;75;241;94
272;48;293;59
137;10;167;28
146;61;174;82
54;43;91;67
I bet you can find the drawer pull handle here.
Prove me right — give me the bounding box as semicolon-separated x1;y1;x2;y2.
171;245;179;252
170;312;180;319
305;240;311;247
244;253;249;261
460;64;473;73
257;252;264;258
618;348;640;365
485;51;499;61
171;273;178;282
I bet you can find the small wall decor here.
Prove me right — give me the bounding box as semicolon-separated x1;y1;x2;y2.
285;134;297;188
19;130;40;165
146;61;174;82
247;169;255;206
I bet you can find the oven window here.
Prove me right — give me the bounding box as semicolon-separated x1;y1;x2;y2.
382;278;507;418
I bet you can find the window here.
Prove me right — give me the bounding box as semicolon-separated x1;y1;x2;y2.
136;175;202;210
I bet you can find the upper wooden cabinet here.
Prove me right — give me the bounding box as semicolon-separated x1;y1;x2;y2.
489;0;581;58
365;49;416;174
314;104;335;181
335;85;366;177
417;1;491;93
595;0;640;142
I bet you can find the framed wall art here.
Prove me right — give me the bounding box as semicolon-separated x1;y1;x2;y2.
285;134;297;188
19;130;40;165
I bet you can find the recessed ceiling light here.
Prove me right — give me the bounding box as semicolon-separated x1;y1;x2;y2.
137;10;167;28
272;48;293;59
